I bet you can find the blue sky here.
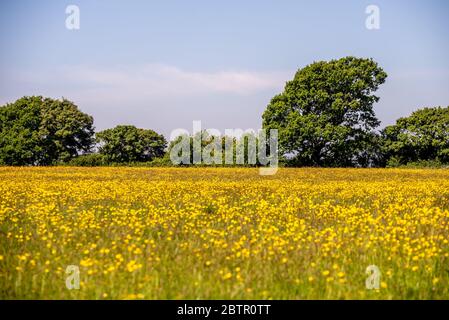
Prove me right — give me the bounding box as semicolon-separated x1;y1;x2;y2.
1;0;448;137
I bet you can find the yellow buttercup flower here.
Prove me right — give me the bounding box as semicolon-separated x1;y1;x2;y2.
1;167;448;299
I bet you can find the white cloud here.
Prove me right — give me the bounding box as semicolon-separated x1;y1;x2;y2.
0;64;292;134
31;64;289;103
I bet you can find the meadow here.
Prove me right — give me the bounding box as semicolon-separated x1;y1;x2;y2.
0;167;448;299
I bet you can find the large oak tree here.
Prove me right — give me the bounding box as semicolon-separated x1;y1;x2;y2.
0;96;94;165
262;57;387;167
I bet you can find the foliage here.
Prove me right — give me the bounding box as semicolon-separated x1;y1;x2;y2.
167;131;270;166
262;57;387;167
0;96;94;165
96;125;166;163
386;159;447;169
382;106;449;165
66;153;107;167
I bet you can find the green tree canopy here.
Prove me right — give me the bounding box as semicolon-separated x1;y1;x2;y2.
96;125;166;163
382;106;449;165
166;131;261;166
262;56;387;167
0;96;94;165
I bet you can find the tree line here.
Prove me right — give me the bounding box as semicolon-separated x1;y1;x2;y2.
1;57;448;167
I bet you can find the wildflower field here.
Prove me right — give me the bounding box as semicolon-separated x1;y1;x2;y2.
0;167;448;299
